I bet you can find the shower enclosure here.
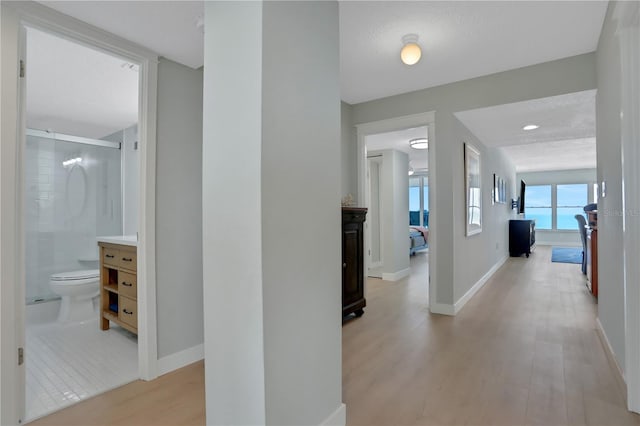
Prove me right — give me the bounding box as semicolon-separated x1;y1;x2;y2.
25;129;123;304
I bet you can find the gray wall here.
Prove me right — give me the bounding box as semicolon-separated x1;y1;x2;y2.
596;2;626;373
203;2;342;425
453;119;516;300
350;53;597;307
156;58;204;358
341;101;357;198
516;169;597;246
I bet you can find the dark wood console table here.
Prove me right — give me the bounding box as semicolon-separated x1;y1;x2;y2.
342;207;367;318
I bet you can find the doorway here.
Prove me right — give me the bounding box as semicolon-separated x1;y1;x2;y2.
356;112;436;305
0;5;159;423
22;26;141;422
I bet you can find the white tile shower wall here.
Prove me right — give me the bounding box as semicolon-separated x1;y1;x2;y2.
25;135;122;302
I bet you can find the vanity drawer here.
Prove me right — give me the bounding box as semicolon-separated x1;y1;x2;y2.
119;296;137;329
118;271;137;299
119;250;137;271
102;248;119;268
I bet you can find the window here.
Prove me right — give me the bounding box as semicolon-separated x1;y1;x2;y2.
409;176;429;226
524;182;593;231
557;184;588;230
525;185;552;229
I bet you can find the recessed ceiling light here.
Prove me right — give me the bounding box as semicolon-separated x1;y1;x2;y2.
523;124;539;131
409;138;428;150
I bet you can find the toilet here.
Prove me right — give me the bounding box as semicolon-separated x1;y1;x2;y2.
49;269;100;322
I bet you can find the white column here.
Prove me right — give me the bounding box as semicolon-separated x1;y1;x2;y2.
616;0;640;414
203;2;343;425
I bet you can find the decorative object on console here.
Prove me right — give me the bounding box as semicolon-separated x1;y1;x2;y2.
341;193;354;207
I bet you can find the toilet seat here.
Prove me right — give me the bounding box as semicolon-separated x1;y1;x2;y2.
51;269;99;282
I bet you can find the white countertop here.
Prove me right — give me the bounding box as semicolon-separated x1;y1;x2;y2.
97;235;138;247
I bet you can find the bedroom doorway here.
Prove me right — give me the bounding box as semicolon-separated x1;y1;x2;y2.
363;125;429;283
356;112;436;307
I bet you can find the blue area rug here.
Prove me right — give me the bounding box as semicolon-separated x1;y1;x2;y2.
551;247;582;264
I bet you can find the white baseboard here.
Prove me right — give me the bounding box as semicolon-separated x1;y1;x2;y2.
382;267;411;281
430;303;455;316
429;255;508;317
320;403;346;426
454;254;509;315
157;343;204;376
596;318;626;383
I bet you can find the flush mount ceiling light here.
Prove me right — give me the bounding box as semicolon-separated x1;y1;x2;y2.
409;138;429;150
400;34;422;66
523;124;539;131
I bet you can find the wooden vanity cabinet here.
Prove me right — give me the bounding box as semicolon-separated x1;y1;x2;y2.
99;242;138;334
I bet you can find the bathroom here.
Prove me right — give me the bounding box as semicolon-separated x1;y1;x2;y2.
24;27;140;421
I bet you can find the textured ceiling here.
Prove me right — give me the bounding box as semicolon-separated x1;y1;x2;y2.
366;126;429;173
501;138;596;172
339;1;607;104
26;27;138;139
39;1;204;69
455;90;596;172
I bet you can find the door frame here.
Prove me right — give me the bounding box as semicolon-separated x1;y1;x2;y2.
355;111;436;305
366;155;383;276
1;3;159;424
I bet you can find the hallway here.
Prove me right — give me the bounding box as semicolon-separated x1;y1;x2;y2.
343;246;639;425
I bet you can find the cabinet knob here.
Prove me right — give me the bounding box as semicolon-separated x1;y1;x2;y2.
343;263;347;268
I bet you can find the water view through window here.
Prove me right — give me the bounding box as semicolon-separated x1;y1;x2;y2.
524;183;588;230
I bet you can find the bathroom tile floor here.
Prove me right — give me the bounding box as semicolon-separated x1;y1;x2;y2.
25;318;138;422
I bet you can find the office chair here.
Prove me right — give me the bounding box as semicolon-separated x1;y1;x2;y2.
575;214;588;275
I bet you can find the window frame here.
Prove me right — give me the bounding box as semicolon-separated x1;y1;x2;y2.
524;181;596;231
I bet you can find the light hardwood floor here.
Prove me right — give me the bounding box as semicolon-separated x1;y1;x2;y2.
343;247;639;425
31;246;639;425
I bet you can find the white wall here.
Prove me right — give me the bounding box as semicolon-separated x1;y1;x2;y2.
517;168;597;246
350;53;597;309
122;125;138;235
155;58;203;360
103;124;138;236
596;1;626;375
203;2;342;425
370;149;410;279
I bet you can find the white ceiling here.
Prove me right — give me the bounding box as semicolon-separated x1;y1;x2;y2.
501;138;596;173
366;126;429;173
39;1;204;69
455;90;597;172
28;1;606;146
339;1;607;104
26;27;139;139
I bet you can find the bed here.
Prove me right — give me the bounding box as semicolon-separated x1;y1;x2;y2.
409;226;429;255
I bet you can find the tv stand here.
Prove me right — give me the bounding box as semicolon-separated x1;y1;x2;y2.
509;219;535;257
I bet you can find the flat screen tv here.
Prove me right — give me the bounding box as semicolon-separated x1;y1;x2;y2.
518;179;526;214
